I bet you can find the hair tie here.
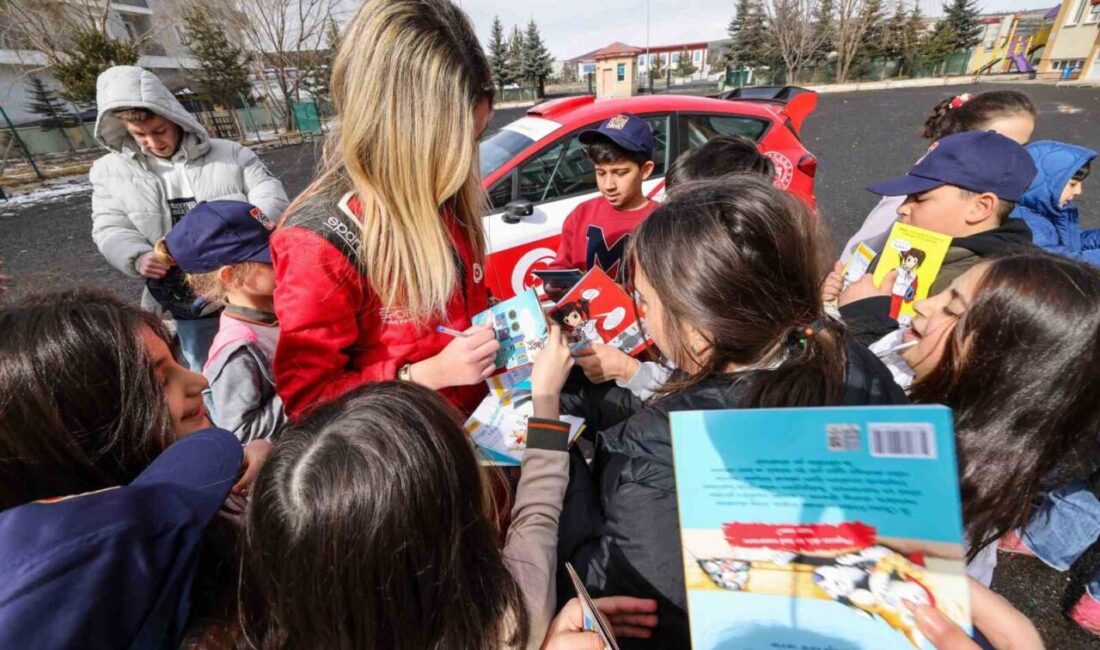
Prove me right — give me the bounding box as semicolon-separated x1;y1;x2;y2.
948;93;972;110
787;318;828;350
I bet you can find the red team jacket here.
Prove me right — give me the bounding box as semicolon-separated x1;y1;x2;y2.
271;191;490;420
550;197;658;278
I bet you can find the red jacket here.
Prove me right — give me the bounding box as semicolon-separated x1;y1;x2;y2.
271;191;489;420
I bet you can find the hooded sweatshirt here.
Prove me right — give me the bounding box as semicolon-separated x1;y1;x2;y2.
1013;141;1099;265
89;66;289;312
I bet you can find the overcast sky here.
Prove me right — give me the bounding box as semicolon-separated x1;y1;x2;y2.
450;0;1059;59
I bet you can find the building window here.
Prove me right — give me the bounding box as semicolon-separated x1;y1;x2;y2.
638;55;645;67
1067;0;1089;24
1086;1;1099;23
616;63;625;81
693;50;702;63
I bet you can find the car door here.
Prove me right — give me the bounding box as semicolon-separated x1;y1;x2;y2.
483;113;672;299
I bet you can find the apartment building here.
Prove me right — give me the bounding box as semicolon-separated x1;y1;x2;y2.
0;0;198;124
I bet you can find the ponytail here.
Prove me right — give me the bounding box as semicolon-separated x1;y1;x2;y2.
744;318;848;408
921;90;1036;141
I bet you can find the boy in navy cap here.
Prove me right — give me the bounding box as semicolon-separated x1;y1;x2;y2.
546;113;656;295
166;200;286;443
829;130;1038;315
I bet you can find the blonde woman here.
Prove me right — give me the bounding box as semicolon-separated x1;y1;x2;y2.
271;0;500;420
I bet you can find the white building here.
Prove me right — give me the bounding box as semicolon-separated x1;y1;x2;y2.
0;0;198;124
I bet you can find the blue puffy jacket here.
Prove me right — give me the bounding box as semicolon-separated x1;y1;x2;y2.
1013;141;1098;265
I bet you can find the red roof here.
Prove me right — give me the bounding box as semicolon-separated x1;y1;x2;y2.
593;41;644;59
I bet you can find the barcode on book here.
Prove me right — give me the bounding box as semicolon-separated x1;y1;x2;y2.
869;423;937;459
826;424;861;452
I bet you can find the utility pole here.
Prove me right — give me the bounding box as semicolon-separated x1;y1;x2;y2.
646;0;652;93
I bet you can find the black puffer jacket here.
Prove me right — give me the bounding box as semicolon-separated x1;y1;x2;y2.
560;340;909;648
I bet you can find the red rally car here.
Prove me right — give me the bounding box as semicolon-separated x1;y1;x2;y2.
478;87;820;299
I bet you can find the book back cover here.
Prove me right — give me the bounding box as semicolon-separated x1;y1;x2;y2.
670;406;970;650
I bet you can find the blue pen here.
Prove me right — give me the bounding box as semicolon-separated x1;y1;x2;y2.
435;325;468;338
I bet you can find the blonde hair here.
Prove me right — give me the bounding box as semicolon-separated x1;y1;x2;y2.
284;0;494;323
186;262;268;304
112;107;157;123
152;239;176;265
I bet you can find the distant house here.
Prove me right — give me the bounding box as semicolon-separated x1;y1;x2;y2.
565;39;718;85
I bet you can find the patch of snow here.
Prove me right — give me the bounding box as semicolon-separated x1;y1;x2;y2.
1;181;92;213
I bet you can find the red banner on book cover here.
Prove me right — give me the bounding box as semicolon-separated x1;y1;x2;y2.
722;522;877;551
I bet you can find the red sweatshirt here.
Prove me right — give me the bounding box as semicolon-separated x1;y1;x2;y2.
550;197;658;279
270;191;489;420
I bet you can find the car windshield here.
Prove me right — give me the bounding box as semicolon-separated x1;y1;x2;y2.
480;129;535;179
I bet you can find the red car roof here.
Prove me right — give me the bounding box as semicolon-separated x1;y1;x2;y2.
526;95;782;127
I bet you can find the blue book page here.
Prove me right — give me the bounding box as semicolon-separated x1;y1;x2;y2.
472;289;548;370
669;406;970;650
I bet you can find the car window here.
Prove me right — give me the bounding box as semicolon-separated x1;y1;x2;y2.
487;175;513;211
682;114;769;149
517;114;671;204
480;129;535;179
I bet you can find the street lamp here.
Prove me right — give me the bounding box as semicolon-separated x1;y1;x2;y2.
646;0;652;93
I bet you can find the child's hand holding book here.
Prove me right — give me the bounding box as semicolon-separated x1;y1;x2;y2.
574;344;641;384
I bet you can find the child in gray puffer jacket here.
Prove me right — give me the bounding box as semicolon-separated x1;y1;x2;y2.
166;201;287;443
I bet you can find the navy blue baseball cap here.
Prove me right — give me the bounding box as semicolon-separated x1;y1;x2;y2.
0;428;242;648
166;200;275;273
579;113;655;159
867;130;1038;201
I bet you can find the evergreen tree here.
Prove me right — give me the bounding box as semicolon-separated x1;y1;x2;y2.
506;25;526;91
675;49;698;77
522;20;554;98
181;5;253;116
937;0;982;50
812;0;837;63
726;0;768;68
488;16;511;91
24;75;76;153
52;30;139;104
854;0;888;70
650;53;666;87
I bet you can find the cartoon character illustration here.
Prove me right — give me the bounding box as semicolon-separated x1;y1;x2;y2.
552;298;603;349
811;545;933;649
889;246;927;322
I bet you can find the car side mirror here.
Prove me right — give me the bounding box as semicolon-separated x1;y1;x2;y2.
503;199;534;224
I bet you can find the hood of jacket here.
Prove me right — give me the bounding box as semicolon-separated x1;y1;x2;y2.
94;66;210;159
950;217;1034;257
1015;140;1096;220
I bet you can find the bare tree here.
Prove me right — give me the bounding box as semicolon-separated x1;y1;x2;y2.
206;0;339;132
834;0;884;82
0;0;152;102
763;0;827;83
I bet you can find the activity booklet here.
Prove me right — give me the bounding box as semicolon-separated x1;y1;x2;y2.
871;223;952;326
670;405;970;650
565;563;620;650
547;267;649;355
842;242;878;290
464;369;584;466
471;288;549;371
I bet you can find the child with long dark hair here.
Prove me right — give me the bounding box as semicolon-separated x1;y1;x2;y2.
0;289;265;648
898;253;1100;627
242;379;657;650
544;176;908;647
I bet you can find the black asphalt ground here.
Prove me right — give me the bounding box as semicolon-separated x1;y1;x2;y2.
1;82;1099;647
